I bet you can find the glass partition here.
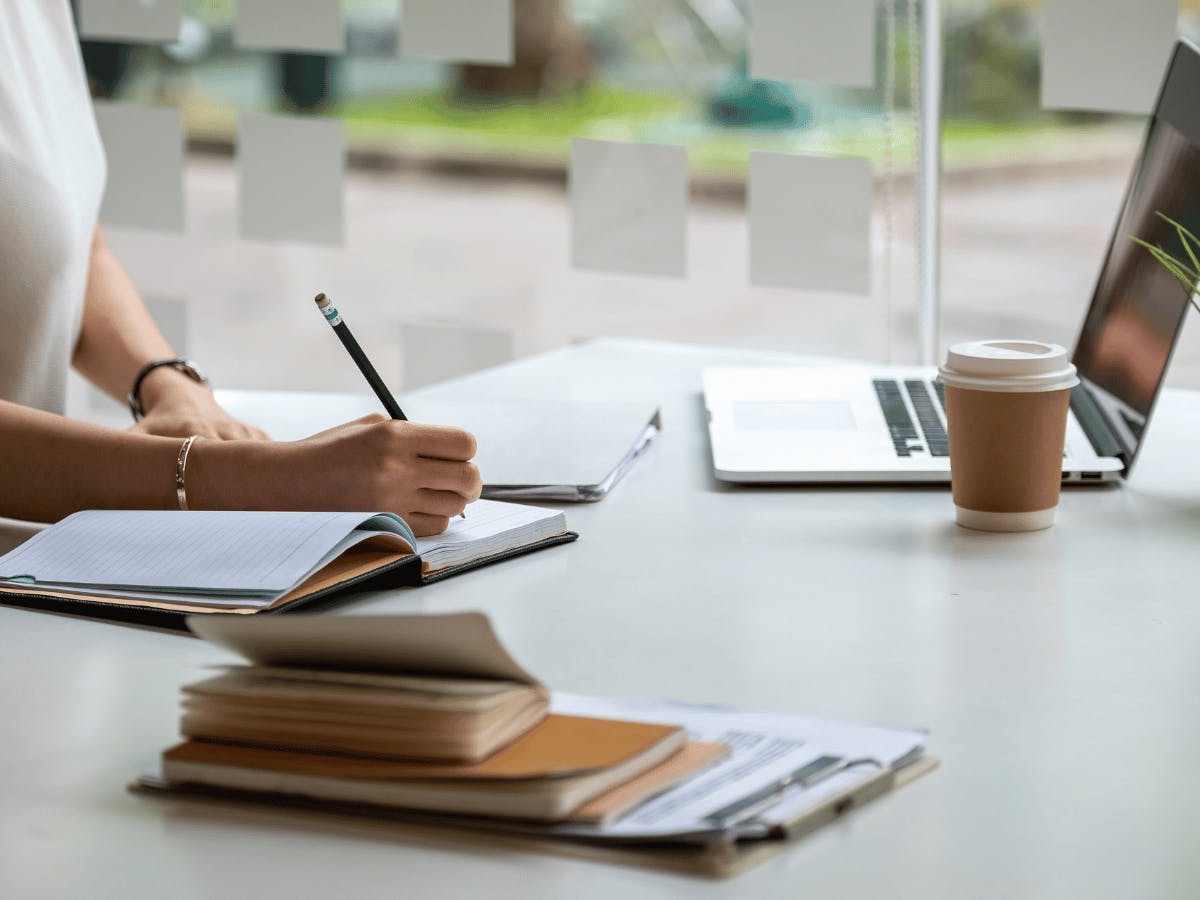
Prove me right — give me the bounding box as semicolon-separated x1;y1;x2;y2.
69;0;1200;412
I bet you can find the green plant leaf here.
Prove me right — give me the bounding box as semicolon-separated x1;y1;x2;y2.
1156;212;1200;250
1133;236;1200;294
1157;212;1200;273
1156;256;1198;293
1155;247;1198;281
1134;235;1196;275
1129;216;1200;311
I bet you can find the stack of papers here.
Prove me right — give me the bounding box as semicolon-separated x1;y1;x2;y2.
547;693;927;842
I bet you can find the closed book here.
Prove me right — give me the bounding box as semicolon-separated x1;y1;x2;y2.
181;667;550;763
162;715;688;822
179;613;552;763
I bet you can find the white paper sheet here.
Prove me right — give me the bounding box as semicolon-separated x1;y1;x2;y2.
400;0;514;65
235;0;345;54
1041;0;1177;114
570;138;688;278
190;612;540;684
550;693;926;839
77;0;181;43
749;0;876;87
749;151;872;295
401;324;513;390
93;101;184;232
237;113;344;245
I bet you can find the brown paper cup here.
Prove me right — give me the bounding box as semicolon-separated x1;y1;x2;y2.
944;385;1071;532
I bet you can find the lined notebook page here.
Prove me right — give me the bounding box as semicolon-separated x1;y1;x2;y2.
416;500;567;572
0;511;391;595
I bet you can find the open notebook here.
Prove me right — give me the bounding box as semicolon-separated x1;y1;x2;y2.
0;500;575;628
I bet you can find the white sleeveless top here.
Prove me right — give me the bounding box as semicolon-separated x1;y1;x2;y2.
0;2;106;413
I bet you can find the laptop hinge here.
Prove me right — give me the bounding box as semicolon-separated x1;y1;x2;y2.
1070;384;1128;466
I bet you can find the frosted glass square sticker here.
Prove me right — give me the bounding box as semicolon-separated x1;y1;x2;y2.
400;0;514;65
1041;0;1177;114
570;139;688;278
93;101;184;232
78;0;181;43
144;296;189;355
238;114;344;246
750;0;875;87
236;0;345;54
749;152;872;295
402;324;513;390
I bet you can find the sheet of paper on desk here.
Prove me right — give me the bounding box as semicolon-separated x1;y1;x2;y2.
550;693;926;839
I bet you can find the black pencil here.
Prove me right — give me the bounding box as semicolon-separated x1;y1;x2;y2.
314;293;407;421
314;293;465;519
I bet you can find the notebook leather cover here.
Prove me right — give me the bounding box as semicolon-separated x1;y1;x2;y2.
165;715;680;780
0;531;577;630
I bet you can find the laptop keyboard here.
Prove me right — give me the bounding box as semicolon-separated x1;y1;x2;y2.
873;379;949;458
904;380;950;457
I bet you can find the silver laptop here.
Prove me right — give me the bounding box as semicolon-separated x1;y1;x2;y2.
705;39;1200;485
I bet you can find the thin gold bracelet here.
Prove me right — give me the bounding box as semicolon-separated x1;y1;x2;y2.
175;435;200;511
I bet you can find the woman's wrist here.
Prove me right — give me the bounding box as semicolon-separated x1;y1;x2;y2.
184;437;288;510
137;364;213;415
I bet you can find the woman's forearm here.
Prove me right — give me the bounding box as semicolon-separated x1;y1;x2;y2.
0;399;180;522
71;226;268;442
0;404;483;535
72;225;196;407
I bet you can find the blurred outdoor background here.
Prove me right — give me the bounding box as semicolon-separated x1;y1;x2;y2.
70;0;1200;416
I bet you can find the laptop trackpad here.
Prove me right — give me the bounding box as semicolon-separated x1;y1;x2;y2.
733;401;856;431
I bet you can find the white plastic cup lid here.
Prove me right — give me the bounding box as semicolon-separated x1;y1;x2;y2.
938;340;1079;393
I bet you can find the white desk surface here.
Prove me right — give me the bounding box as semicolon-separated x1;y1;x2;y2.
3;338;1199;899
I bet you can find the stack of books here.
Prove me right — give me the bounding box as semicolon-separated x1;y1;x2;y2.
137;614;936;877
154;614;727;826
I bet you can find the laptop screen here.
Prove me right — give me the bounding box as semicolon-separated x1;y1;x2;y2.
1072;41;1200;467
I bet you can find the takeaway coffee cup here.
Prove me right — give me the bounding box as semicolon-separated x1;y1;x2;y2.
938;340;1079;532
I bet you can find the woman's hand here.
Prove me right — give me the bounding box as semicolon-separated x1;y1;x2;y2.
131;391;269;441
188;413;483;536
129;370;269;441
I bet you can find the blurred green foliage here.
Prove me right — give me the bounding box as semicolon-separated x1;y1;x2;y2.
942;4;1041;121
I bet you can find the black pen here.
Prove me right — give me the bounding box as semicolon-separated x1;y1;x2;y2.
314;292;407;420
314;293;466;518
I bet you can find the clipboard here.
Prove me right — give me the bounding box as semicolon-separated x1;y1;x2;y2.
129;754;938;878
